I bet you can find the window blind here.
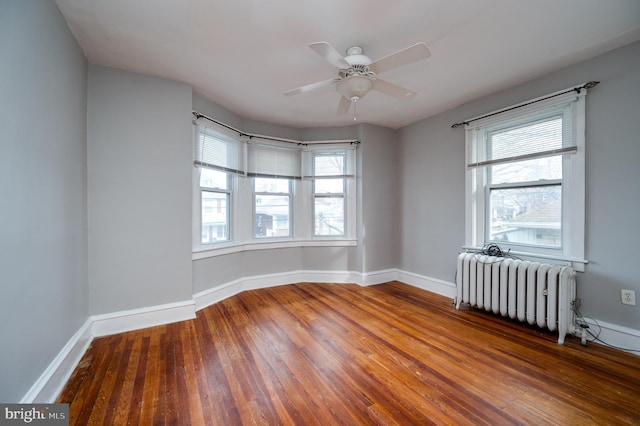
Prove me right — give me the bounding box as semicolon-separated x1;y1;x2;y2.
303;148;356;179
247;140;302;179
193;121;244;175
467;104;577;169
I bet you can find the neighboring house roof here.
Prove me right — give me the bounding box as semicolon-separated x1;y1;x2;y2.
504;198;561;229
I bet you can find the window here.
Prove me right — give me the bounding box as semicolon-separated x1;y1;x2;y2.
254;178;292;238
465;85;587;264
192;114;359;254
312;151;347;237
487;114;564;248
193;121;244;245
200;169;231;243
247;140;300;239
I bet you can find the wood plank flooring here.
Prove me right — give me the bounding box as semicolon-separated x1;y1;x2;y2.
57;282;640;425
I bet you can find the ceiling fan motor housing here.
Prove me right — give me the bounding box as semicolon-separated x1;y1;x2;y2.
344;46;372;67
340;64;376;79
341;46;376;80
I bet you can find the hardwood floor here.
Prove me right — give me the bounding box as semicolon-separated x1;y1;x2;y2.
57;282;640;425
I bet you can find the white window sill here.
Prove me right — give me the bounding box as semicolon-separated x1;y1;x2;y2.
193;239;358;260
461;246;588;272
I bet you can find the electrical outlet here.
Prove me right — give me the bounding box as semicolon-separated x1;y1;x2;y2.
621;289;636;306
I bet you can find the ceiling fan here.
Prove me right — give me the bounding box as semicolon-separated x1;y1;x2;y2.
284;41;431;115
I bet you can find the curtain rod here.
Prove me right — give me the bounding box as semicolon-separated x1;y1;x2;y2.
193;111;360;146
450;81;599;129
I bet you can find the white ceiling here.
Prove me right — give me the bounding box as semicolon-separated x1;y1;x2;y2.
54;0;640;129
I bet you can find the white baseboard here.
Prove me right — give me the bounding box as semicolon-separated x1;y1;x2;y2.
193;268;399;311
91;299;196;337
194;270;357;311
21;318;93;403
244;270;311;290
582;318;640;353
193;268;453;311
396;269;457;298
355;269;398;286
193;278;245;311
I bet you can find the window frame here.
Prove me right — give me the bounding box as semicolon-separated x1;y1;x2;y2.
311;151;347;237
196;168;234;246
253;177;293;240
303;147;356;240
464;87;587;270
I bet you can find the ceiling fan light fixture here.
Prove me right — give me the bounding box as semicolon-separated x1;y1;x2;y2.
336;75;374;100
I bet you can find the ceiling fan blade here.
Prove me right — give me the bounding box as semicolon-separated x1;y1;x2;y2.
337;96;352;115
369;42;430;75
373;78;417;100
309;41;351;69
284;78;338;96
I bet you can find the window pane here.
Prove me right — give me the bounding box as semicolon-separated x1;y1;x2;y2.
489;185;561;247
490;155;562;184
255;195;290;238
200;168;229;189
254;177;290;193
201;191;229;243
315;196;344;236
314;154;345;176
314;178;344;194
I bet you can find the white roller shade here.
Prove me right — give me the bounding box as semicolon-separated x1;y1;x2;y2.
467;103;577;169
247;139;302;179
193;121;244;175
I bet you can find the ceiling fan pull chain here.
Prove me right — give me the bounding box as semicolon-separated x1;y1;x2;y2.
352;97;358;121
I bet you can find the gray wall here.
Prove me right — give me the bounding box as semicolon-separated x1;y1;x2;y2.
398;41;640;330
87;66;193;314
356;124;398;273
0;0;89;402
397;112;465;282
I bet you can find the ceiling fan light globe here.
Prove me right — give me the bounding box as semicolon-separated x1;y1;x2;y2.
336;75;374;100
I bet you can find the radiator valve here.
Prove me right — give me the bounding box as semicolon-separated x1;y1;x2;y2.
579;323;589;346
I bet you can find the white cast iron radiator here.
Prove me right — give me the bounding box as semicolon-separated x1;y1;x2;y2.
455;252;577;344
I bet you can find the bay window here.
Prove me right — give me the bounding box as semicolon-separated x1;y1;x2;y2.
193;114;358;254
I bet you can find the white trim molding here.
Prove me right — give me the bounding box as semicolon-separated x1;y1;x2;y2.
21;318;93;403
91;300;196;337
193;278;246;311
193;268;452;311
395;270;457;298
193;269;388;311
354;269;398;287
582;318;640;354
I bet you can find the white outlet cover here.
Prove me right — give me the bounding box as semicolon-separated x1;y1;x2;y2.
621;289;636;306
